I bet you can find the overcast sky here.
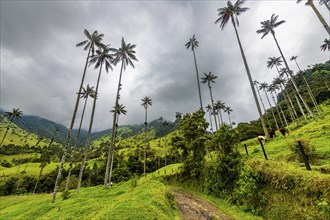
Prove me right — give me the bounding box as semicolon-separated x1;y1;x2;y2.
1;0;329;131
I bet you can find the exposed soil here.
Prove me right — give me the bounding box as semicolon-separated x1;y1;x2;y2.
173;190;233;220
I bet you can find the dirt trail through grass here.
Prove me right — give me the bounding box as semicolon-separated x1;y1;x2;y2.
173;190;233;220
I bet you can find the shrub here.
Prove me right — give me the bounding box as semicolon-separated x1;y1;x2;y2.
61;190;70;200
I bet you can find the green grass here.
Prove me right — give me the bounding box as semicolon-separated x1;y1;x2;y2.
0;178;179;220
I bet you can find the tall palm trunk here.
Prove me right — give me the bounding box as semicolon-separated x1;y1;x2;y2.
208;111;214;133
143;107;148;177
270;90;284;127
271;33;316;121
278;83;297;124
104;61;124;187
227;113;232;125
263;88;280;131
273;90;291;133
108;114;120;186
294;60;321;115
77;63;103;193
65;96;89;191
231;16;268;137
255;84;272;129
52;46;92;203
0;120;12;147
208;85;218;131
218;109;224;125
192;48;203;110
308;0;330;35
33;163;46;194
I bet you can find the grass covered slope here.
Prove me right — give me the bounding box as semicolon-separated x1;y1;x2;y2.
0;178;179;220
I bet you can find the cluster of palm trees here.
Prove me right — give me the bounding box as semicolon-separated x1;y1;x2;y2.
0;108;23;147
52;30;138;202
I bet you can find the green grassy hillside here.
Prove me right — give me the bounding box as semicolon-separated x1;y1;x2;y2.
0;178;179;220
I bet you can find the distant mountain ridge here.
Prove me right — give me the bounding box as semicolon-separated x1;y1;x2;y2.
0;110;178;147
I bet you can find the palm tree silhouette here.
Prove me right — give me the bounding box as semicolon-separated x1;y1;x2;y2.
201;72;218;131
52;29;103;203
0;108;22;147
296;0;330;34
108;103;127;186
185;34;203;110
253;80;272;129
320;39;330;51
290;56;321;115
215;0;268;137
105;37;138;187
257;14;316;121
77;45;114;193
224;106;233;125
141;96;152;177
65;84;95;192
215;100;225;126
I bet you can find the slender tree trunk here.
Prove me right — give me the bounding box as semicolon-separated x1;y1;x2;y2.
65;97;89;191
108;113;120;186
272;33;316;121
255;85;272;129
309;0;330;35
77;63;103;193
273;90;291;133
208;111;214;133
0;120;12;147
270;91;284;127
227;113;232;125
208;85;218;131
231;17;268;137
263;89;280;131
33;164;45;194
302;74;321;115
192;49;203;110
104;61;124;187
143;107;147;177
218;110;223;126
52;46;92;203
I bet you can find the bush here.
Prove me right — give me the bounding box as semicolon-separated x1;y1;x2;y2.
61;190;70;200
1;160;12;168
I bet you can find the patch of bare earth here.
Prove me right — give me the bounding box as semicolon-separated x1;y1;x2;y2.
173;190;233;220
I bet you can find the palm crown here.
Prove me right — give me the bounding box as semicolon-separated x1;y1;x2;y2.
89;45;115;73
267;56;283;69
113;38;138;70
215;0;249;29
320;39;330;51
4;108;23;121
201;72;217;87
80;84;96;99
111;103;127;115
76;29;104;56
256;14;285;38
141;96;152;109
185;34;199;51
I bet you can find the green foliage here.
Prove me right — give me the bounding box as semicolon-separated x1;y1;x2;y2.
130;174;138;188
213;124;240;154
61;190;70;200
290;139;316;164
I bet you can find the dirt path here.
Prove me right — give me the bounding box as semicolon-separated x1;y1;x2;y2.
173;190;233;220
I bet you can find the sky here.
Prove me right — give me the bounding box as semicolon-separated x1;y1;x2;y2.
1;0;329;131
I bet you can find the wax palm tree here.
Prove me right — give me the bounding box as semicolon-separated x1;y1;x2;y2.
185;34;203;110
52;29;103;202
259;82;280;131
108;103;127;186
267;85;284;128
65;84;95;191
253;81;272;129
224;106;233;125
215;100;225;126
141;96;152;177
290;56;321;115
272;77;296;124
257;14;316;121
105;37;138;187
0;108;23;147
215;0;268;136
321;39;330;51
77;45;114;193
297;0;330;34
206;104;214;132
269;83;291;133
201;72;218;131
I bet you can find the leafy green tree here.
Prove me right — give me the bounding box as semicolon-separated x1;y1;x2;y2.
105;38;138;187
52;29;103;203
0;108;22;147
320;39;330;51
185;34;203;110
77;45;114;193
215;0;268;137
201;72;218;131
141;96;152;176
256;14;316;121
296;0;330;35
65;84;95;192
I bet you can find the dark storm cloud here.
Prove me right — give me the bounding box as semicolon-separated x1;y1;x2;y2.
1;1;328;131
